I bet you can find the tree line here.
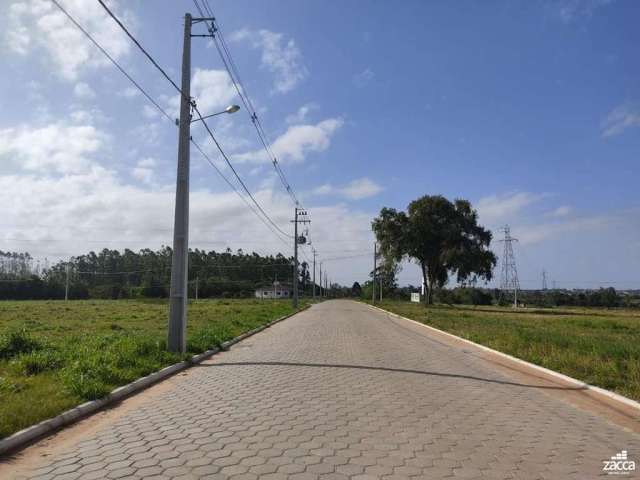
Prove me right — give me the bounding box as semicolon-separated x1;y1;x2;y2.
0;248;315;300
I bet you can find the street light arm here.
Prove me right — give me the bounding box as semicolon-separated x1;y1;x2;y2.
190;104;240;123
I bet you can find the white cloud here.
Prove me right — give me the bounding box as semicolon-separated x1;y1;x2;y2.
168;68;237;119
68;108;106;125
231;29;307;93
312;184;333;196
513;215;610;246
4;0;134;80
285;103;318;124
0;159;377;287
341;178;384;200
131;157;156;185
73;82;95;100
353;68;374;88
0;122;105;174
476;192;547;225
312;177;383;200
0;118;375;288
119;86;140;98
142;104;160;120
601;103;640;137
236;118;343;165
545;205;572;217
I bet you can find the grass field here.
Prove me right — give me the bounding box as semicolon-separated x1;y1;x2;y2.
367;300;640;402
0;298;307;439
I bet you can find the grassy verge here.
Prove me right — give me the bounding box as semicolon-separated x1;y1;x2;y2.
365;300;640;401
0;298;308;439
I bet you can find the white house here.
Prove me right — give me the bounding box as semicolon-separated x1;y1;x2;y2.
255;281;291;299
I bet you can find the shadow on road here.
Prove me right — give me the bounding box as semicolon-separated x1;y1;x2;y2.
197;361;586;391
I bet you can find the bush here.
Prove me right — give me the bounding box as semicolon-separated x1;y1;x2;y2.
187;325;232;353
0;329;42;359
19;349;63;375
58;333;179;400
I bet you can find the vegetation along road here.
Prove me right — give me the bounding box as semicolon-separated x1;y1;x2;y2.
367;300;640;402
0;298;308;439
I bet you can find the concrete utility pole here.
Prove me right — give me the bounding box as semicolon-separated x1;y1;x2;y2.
319;262;322;298
195;277;199;301
64;262;70;301
168;13;192;353
291;208;310;308
312;249;317;298
372;243;377;303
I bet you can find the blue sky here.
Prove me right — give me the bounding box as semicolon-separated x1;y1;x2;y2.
1;0;639;289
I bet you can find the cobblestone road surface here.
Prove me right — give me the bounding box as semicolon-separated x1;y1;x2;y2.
8;300;640;479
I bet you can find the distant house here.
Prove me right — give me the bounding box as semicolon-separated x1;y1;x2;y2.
255;281;291;299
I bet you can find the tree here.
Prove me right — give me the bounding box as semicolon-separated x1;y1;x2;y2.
372;195;496;304
351;282;362;297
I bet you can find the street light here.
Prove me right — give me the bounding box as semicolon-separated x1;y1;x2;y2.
191;104;240;123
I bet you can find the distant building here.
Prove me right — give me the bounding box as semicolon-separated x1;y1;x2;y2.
255;281;291;299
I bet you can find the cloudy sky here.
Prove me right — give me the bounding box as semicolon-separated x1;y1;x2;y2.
1;0;639;289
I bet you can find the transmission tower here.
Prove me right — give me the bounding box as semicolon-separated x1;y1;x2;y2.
542;269;548;290
499;225;520;307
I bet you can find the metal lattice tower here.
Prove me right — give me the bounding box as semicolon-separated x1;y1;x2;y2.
499;225;520;307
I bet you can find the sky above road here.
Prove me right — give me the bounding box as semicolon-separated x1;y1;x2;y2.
1;0;639;289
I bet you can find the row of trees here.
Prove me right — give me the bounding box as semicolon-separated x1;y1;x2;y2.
0;248;315;300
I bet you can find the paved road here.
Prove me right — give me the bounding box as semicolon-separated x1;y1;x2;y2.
8;300;640;479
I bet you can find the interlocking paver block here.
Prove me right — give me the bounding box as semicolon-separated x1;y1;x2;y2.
13;301;640;480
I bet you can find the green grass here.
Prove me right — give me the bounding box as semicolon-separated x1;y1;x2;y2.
0;298;308;439
366;300;640;401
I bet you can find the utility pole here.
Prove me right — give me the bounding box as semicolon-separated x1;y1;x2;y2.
380;275;382;302
64;262;70;301
499;225;520;308
372;243;377;303
542;270;548;291
291;207;310;308
319;262;323;298
312;249;317;298
195;277;199;301
167;13;193;353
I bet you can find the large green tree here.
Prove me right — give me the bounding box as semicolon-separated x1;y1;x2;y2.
372;195;496;304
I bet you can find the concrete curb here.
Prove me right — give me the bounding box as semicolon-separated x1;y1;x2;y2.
366;302;640;413
0;304;311;457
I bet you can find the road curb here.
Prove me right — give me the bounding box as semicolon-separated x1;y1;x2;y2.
0;304;311;457
365;302;640;414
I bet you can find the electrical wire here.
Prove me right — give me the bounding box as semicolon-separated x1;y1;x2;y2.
51;0;292;249
50;0;172;123
96;0;292;240
193;0;301;207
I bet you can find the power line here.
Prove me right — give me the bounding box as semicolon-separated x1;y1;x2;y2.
192;108;293;239
49;0;172;123
321;253;370;262
193;0;301;207
96;0;183;96
190;139;291;247
51;0;291;249
96;0;293;241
